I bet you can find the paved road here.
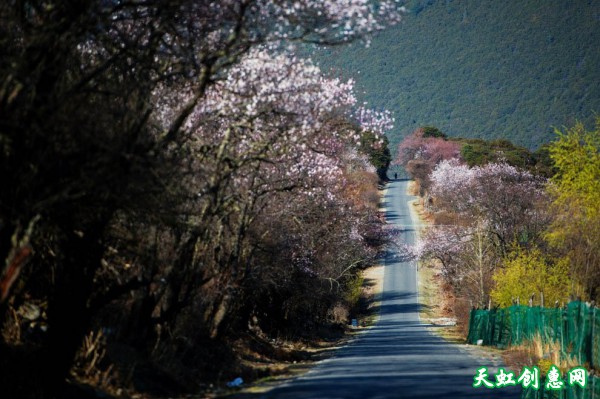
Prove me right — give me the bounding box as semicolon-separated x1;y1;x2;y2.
247;180;520;399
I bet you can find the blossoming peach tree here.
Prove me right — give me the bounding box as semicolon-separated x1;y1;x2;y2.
418;159;548;307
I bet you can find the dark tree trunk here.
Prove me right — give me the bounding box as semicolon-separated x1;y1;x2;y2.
34;222;108;398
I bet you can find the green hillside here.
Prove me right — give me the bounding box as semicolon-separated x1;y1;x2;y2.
312;0;600;152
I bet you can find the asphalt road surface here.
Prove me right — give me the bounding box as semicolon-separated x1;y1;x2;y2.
244;180;520;399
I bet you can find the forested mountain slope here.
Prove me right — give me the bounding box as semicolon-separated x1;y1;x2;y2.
312;0;600;152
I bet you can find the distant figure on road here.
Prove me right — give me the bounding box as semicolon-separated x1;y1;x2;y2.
394;173;397;180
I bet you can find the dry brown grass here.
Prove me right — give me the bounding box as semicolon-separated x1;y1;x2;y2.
501;337;581;377
532;335;581;373
501;346;539;374
407;180;420;197
70;329;125;397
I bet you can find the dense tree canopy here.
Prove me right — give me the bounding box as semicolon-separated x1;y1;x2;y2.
359;131;392;182
394;127;461;195
546;119;600;301
408;119;597;319
420;159;549;307
0;1;404;397
491;247;571;308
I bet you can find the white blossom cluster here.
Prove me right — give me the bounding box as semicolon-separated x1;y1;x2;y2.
354;106;395;137
152;47;393;201
430;159;546;215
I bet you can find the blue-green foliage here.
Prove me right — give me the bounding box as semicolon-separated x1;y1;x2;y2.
359;131;392;181
311;0;600;154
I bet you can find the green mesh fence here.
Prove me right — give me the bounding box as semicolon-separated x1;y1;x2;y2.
467;301;599;368
467;302;599;399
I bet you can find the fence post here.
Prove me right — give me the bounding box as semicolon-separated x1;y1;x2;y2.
593;305;596;370
467;307;475;344
561;305;565;356
514;298;520;345
540;292;545;344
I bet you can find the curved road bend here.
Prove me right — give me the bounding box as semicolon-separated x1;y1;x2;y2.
241;180;520;399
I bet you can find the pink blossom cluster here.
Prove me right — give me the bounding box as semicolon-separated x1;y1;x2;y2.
430;159;547;217
415;225;472;262
395;129;461;167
